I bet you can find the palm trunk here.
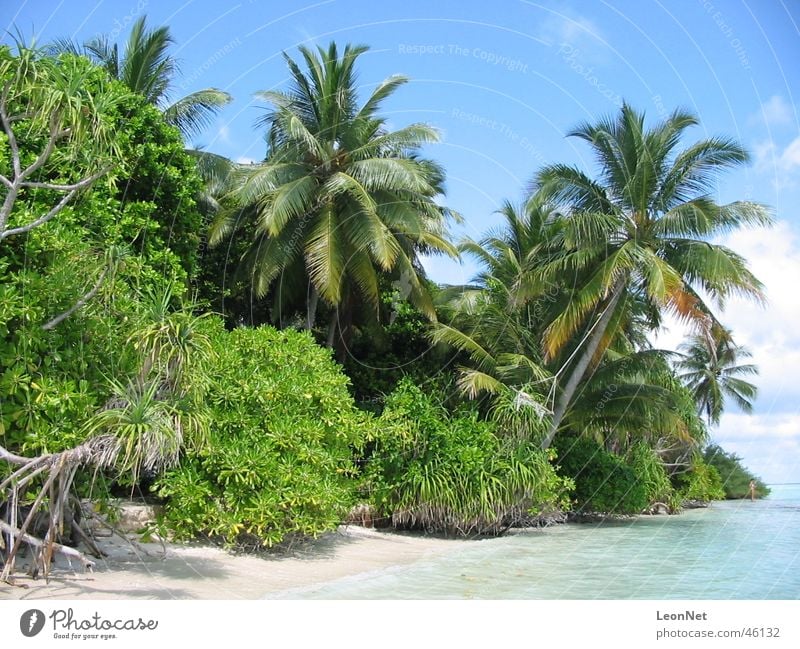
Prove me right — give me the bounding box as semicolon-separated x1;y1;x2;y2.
542;277;626;450
305;285;319;330
326;313;337;348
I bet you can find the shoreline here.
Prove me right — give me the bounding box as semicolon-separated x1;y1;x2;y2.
1;505;730;600
0;525;467;600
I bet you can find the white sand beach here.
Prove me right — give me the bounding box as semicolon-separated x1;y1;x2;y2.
0;526;462;600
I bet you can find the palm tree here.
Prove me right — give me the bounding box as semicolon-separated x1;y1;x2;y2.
527;102;770;448
430;195;570;440
676;328;758;425
220;42;457;346
50;16;231;140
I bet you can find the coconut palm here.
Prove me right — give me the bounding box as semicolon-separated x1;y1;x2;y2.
50;16;231;140
676;328;758;425
220;42;457;345
430;196;568;440
527;102;771;448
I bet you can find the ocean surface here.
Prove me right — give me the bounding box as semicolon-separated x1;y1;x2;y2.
271;484;800;599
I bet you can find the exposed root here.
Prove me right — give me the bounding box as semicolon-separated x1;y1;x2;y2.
0;436;119;582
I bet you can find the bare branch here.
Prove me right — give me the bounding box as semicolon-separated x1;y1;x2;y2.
18;115;71;185
22;174;110;192
0;166;110;241
42;265;109;330
0;81;21;177
0;520;95;572
0;444;44;466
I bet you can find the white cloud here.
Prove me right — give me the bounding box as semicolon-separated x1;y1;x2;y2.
713;412;800;484
750;95;793;128
655;221;800;483
538;12;607;57
754;135;800;188
721;222;800;346
235;156;257;165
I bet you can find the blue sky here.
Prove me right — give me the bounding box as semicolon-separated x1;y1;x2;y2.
5;0;799;483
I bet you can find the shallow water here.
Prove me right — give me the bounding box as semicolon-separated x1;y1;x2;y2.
270;484;800;599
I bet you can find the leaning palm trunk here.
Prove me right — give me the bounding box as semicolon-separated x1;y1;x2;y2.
542;276;626;449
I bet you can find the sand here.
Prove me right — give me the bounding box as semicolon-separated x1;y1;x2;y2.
0;526;463;600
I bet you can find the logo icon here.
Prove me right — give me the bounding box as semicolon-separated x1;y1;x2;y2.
20;609;45;637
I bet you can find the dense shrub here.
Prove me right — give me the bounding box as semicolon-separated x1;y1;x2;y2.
554;435;648;514
675;457;726;502
703;444;770;499
0;50;203;463
155;321;371;547
364;379;572;535
627;442;675;507
342;285;459;409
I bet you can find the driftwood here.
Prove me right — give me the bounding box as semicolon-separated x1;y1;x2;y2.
0;521;95;571
0;436;119;582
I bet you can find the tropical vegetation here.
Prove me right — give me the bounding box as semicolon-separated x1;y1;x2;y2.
0;20;775;576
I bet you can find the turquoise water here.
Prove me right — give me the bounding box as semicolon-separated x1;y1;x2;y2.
272;485;800;599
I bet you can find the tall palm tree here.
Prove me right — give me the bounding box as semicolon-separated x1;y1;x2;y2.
676;328;758;425
51;16;231;140
219;42;457;344
527;102;770;448
433;195;704;448
430;196;569;440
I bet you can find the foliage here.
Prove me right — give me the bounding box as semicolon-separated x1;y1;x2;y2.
626;442;674;506
155;321;371;547
342;281;459;408
677;327;758;425
703;444;770;499
430;196;559;435
675;456;726;502
1;47;204;466
49;16;232;140
363;379;572;535
216;42;457;349
554;435;648;514
566;351;708;469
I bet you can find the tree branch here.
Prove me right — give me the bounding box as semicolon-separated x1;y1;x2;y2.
0;520;95;572
17;113;70;183
42;265;109;330
0;81;21;178
0;166;109;241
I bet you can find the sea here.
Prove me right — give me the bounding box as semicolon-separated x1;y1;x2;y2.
269;484;800;599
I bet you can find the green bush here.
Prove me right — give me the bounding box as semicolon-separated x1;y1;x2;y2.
554;435;648;515
342;284;459;409
675;457;725;502
364;379;572;535
627;442;675;507
703;444;769;499
155;321;371;547
0;49;203;464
